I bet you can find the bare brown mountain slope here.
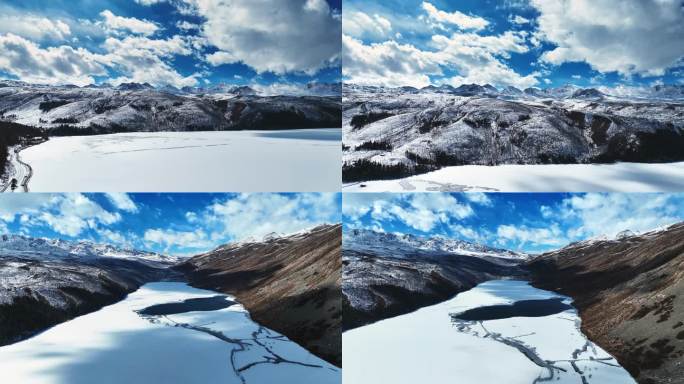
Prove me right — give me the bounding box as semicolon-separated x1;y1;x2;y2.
528;222;684;384
175;224;342;367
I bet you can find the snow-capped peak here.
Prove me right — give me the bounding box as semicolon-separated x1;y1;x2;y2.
344;229;529;260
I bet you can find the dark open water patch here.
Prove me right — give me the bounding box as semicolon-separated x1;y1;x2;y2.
137;295;235;316
257;130;341;141
451;298;573;321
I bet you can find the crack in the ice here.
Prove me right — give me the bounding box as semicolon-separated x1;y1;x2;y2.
236;326;324;372
452;319;604;384
101;143;230;155
137;312;329;384
570;361;589;384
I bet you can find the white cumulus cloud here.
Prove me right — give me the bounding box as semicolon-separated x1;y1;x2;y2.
189;0;340;75
100;9;159;36
343;11;392;39
203;193;339;241
105;193;139;213
0;14;71;41
532;0;684;76
0;33;107;86
421;2;489;30
343;29;538;88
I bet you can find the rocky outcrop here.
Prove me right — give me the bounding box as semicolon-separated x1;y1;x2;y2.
175;224;342;367
528;223;684;384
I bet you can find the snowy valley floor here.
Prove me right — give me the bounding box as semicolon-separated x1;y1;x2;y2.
343;162;684;192
0;282;340;384
343;280;635;384
17;129;341;192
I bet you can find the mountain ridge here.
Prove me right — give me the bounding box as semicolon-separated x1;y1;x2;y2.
0;234;179;267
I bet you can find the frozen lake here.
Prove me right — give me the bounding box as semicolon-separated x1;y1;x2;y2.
343;280;635;384
343;162;684;192
20;129;341;192
0;282;340;384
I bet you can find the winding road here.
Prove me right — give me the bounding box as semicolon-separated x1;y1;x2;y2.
1;144;35;193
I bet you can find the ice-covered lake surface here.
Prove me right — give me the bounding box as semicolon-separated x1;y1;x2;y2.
0;282;340;384
343;280;635;384
343;162;684;192
21;129;341;192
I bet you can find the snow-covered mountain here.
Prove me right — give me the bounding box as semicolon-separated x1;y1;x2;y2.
0;80;341;132
344;229;527;260
343;83;684;182
0;234;178;267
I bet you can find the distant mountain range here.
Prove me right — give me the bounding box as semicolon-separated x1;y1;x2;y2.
0;80;341;133
0;234;179;267
0;80;342;97
344;229;527;260
344;82;684;101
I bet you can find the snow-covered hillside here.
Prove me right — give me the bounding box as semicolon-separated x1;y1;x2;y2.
0;80;341;132
342;83;684;183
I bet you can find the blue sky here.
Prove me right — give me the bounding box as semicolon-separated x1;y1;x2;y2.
343;0;684;89
0;193;341;256
0;0;341;90
343;193;684;253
